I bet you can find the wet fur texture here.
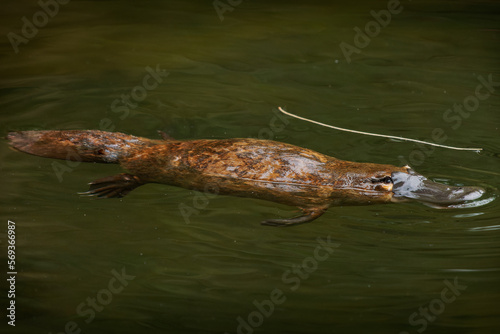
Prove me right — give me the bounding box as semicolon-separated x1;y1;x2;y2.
7;130;407;226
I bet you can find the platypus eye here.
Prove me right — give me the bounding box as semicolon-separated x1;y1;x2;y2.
372;176;393;184
382;176;393;184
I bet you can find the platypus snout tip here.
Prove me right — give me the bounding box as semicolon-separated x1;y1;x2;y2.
447;185;485;198
390;170;485;205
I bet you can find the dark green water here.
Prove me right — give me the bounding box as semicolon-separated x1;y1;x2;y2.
1;1;499;333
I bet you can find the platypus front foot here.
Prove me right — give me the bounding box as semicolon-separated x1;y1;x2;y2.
261;207;327;227
79;173;145;198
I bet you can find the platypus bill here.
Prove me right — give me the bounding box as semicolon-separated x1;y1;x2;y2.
7;130;485;226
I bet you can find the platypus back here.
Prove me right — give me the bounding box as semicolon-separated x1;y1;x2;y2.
7;130;157;163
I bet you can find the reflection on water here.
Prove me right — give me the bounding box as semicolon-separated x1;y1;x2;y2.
1;0;499;333
447;195;495;209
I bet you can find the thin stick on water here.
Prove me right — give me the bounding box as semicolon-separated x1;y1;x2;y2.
278;107;483;152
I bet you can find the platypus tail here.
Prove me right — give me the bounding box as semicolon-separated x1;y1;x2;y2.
7;130;155;164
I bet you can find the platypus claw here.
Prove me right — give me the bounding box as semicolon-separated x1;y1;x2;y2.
79;173;144;199
261;207;326;227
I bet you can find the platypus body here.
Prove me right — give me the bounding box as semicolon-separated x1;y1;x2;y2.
7;130;485;226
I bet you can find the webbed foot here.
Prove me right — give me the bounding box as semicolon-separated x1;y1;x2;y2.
79;173;144;198
261;207;327;227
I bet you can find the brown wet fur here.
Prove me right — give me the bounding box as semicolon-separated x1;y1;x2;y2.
7;130;408;226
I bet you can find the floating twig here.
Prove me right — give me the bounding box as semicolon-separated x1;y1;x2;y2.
278;107;483;152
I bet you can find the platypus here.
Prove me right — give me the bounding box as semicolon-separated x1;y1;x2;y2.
6;130;485;226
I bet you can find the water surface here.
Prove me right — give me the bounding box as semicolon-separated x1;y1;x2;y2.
1;1;499;333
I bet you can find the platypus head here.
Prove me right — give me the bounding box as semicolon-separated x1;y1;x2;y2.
336;164;484;207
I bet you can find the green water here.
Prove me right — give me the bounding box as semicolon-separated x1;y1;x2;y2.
1;1;499;333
